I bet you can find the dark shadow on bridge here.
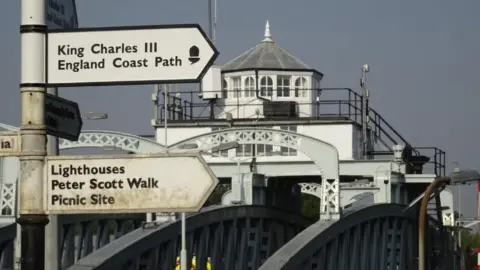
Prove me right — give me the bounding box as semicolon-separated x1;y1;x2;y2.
0;222;15;269
67;205;313;270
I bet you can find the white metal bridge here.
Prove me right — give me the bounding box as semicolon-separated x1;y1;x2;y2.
0;124;456;269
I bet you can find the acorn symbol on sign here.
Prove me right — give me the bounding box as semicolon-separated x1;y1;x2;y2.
188;46;200;64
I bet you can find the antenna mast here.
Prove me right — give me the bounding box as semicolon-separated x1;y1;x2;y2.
213;0;217;44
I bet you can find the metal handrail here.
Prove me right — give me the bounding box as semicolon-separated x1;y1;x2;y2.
157;87;446;175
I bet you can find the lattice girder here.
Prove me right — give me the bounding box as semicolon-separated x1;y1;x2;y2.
59;130;165;153
169;127;341;220
299;183;322;198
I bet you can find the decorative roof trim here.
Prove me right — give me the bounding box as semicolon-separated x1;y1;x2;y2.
221;67;324;78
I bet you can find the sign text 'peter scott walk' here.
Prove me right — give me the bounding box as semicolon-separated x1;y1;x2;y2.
44;153;219;214
46;24;219;86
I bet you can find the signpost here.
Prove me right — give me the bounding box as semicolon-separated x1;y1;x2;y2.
20;0;219;266
46;24;219;87
45;93;83;141
0;131;21;156
44;152;219;214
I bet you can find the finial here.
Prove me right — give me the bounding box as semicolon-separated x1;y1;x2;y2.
263;20;273;42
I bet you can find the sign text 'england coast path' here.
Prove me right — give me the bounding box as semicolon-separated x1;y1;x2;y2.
44;152;219;214
46;24;219;87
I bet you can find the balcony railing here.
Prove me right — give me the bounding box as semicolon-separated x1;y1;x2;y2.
156;87;446;176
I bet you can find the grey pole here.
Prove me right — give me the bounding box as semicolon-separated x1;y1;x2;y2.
44;87;59;270
19;0;49;269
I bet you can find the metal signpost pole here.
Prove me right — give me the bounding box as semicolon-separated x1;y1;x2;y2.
19;0;49;269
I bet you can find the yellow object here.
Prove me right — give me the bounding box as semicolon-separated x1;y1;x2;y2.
175;256;211;270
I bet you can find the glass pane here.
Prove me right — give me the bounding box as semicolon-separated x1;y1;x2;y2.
257;144;265;155
244;144;252;156
265;145;273;155
267;77;273;85
235;145;244;157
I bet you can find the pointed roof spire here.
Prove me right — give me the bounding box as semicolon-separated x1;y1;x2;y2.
262;20;273;42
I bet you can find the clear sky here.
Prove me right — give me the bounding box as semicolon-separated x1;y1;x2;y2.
1;0;479;217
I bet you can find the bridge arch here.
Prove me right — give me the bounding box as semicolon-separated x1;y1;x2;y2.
259;202;459;270
67;205;312;270
58;131;327;201
59;130;165;153
169;127;340;219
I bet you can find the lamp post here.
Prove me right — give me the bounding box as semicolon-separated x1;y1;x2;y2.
175;142;239;270
418;169;480;270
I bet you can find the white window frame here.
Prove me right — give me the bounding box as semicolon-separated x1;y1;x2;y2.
277;76;291;97
294;77;308;98
222;79;228;98
232;77;241;98
244;77;255;97
260;76;273;97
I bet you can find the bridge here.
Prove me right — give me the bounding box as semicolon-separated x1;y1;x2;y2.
4;13;461;269
0;124;459;269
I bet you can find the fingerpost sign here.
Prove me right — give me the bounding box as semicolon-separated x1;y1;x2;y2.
44;152;219;214
46;24;219;87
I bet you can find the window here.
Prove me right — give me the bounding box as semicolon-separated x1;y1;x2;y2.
260;76;273;97
244;77;255;97
222;79;228;98
277;76;291;97
280;126;298;156
294;77;308;97
232;77;241;98
236;144;253;157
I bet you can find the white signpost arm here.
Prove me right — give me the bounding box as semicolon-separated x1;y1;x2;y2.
19;1;49;270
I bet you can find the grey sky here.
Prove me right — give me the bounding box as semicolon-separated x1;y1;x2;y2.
1;1;479;216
